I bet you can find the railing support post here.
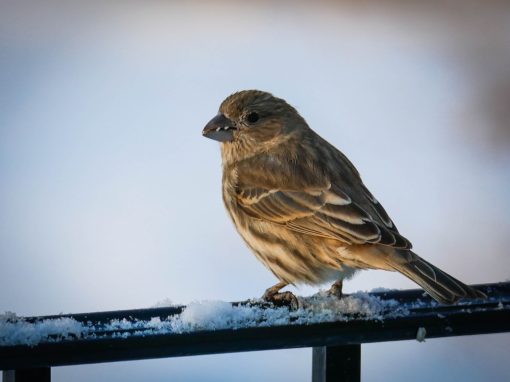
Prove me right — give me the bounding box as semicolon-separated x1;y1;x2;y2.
3;368;51;382
312;345;360;382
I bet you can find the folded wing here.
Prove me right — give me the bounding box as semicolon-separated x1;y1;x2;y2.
236;180;412;249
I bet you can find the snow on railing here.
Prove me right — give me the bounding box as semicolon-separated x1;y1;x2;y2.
1;291;410;347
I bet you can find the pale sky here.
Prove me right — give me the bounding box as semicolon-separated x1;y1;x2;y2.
1;1;509;381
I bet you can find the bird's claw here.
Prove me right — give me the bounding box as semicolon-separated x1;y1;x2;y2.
263;290;300;310
327;280;344;299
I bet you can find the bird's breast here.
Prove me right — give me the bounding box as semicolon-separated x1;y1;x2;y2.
221;185;356;284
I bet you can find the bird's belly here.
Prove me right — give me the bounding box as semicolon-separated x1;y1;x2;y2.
236;218;359;285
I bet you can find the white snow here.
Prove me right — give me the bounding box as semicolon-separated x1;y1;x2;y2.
167;292;409;334
0;312;87;346
367;287;396;293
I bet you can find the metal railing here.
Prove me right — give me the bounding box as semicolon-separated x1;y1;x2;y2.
1;282;509;382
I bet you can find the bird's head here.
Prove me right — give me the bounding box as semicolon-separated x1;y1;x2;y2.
202;90;307;161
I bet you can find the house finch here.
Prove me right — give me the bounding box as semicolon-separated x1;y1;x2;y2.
202;90;485;305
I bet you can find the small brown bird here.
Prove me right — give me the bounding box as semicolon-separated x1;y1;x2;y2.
202;90;485;305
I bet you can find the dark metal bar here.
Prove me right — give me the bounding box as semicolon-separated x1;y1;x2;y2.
3;368;51;382
2;302;508;369
0;282;508;370
312;345;360;382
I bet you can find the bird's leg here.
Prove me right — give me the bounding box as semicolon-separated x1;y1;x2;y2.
262;281;288;300
327;279;343;298
262;281;299;310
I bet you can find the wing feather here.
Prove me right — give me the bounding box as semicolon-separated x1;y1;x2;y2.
236;184;411;249
233;151;412;250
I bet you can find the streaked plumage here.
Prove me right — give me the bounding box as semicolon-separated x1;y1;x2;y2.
202;90;485;304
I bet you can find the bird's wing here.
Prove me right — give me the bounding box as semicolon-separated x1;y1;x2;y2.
235;159;412;249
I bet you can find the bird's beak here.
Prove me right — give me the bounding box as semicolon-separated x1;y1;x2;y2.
202;113;236;142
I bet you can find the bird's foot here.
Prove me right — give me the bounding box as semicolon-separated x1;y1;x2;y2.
262;282;299;310
263;290;300;310
327;280;343;299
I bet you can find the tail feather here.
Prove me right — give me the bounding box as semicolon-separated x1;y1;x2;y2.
390;251;486;304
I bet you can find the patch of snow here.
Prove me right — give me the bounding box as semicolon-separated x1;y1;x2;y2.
7;288;501;347
0;312;87;347
369;287;396;293
170;300;290;333
104;318;139;331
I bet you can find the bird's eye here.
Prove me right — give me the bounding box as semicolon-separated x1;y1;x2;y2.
246;112;259;124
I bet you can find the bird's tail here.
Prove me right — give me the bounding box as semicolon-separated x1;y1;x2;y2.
389;251;486;304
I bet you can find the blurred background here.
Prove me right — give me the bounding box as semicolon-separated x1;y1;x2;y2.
1;1;509;381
